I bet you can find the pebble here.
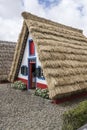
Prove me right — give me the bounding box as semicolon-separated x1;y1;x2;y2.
0;83;87;130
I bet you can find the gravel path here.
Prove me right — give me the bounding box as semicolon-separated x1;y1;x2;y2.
0;83;87;130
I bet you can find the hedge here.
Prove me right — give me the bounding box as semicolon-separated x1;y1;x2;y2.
62;100;87;130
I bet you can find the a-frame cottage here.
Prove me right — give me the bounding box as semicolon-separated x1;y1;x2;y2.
8;12;87;100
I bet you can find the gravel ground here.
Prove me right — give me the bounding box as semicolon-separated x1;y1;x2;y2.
0;83;87;130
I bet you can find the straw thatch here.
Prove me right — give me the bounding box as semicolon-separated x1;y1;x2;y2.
0;41;15;82
8;12;87;99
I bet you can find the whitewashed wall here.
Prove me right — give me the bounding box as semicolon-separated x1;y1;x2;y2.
36;51;47;85
18;34;47;85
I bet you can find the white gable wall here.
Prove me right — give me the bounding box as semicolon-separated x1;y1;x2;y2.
36;52;47;85
18;34;47;86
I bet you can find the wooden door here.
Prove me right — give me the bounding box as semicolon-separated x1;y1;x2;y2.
29;62;36;89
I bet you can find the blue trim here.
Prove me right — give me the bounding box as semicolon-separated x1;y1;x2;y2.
37;66;45;80
37;77;45;80
21;65;28;76
28;57;36;59
28;59;30;90
35;56;38;88
28;57;36;90
29;39;33;42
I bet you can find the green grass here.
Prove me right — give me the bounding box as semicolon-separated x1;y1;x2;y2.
62;100;87;130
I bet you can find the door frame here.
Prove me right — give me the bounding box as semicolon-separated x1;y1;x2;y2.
28;58;36;90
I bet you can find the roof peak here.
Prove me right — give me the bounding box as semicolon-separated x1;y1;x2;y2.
22;11;83;34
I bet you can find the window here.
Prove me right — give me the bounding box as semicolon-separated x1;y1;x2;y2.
21;66;28;76
29;40;35;55
36;67;45;79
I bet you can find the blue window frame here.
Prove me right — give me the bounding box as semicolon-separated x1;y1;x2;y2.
36;66;45;80
21;66;28;76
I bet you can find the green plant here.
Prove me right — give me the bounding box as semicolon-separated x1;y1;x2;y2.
62;100;87;130
12;81;27;90
35;88;49;99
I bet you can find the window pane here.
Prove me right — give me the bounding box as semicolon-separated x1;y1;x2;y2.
36;67;45;79
21;66;28;76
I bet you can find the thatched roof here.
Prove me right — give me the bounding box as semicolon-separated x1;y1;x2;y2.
8;12;87;99
0;41;15;82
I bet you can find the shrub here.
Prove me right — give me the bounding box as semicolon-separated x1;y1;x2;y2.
62;100;87;130
35;88;49;99
12;81;27;90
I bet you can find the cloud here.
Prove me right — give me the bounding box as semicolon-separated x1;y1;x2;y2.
23;0;87;36
0;18;23;42
38;0;60;8
23;0;46;17
0;0;23;18
0;0;23;42
0;0;87;42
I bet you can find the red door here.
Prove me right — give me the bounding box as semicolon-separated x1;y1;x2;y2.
29;61;36;89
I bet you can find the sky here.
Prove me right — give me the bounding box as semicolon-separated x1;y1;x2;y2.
0;0;87;42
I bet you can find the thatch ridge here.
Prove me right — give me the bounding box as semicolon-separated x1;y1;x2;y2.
22;12;83;33
8;22;29;82
8;12;87;99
